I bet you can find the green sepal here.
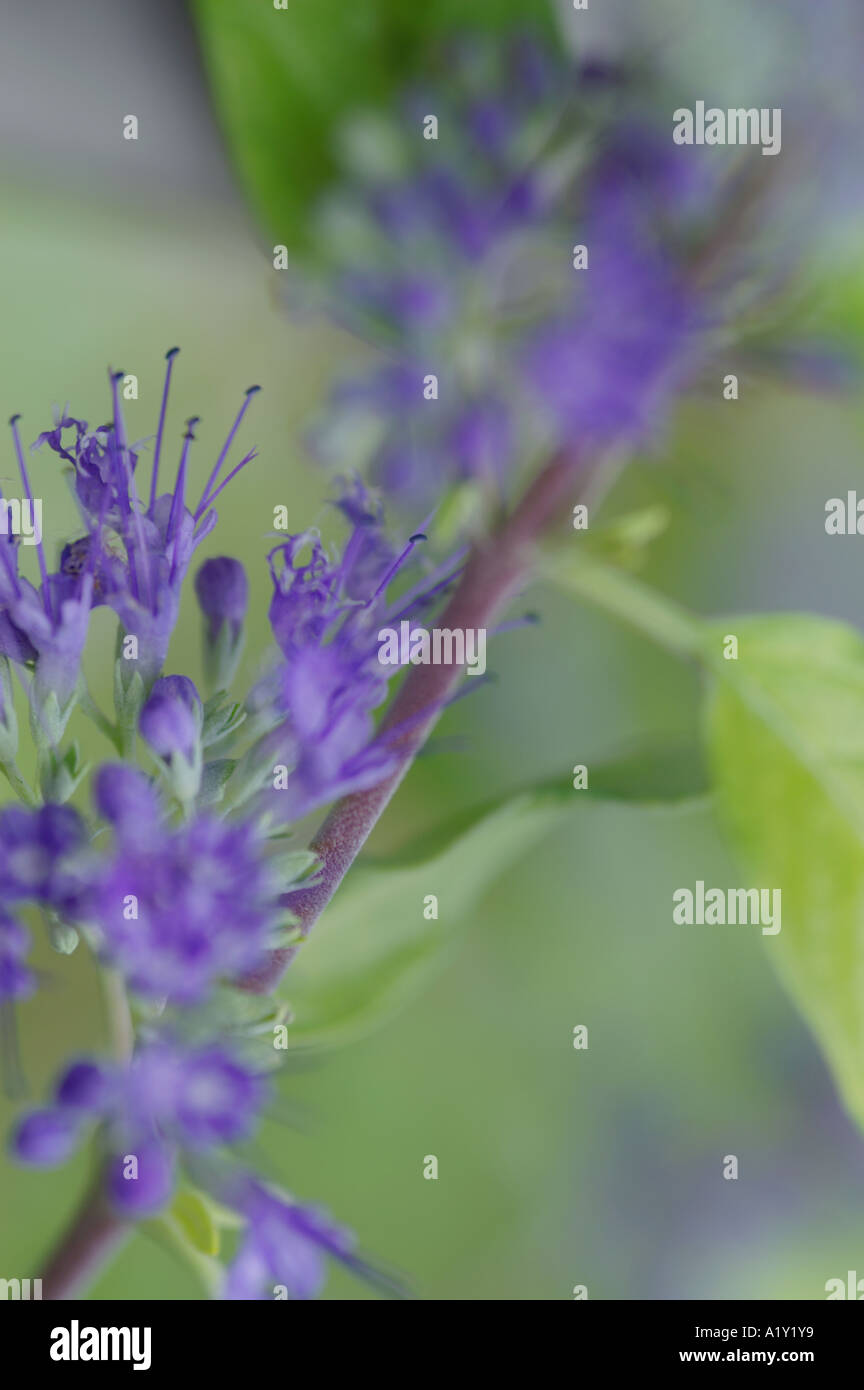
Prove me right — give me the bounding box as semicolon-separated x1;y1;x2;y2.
201;691;247;749
198;758;239;806
38;740;90;804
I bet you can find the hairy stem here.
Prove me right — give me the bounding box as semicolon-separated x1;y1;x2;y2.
243;449;584;994
0;759;38;806
101;967;135;1063
40;1175;130;1300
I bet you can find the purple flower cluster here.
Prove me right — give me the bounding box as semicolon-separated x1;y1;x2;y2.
525;127;720;449
306;23;854;520
14;1040;268;1215
0;911;35;1002
5;367;448;1298
0;803;91;913
306;35;569;506
0;352;259;713
0;804;92;1000
304;35;731;509
89;765;284;1003
220;1176;374;1301
259;478;459;821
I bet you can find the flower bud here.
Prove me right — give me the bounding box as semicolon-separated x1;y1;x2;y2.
139;676;203;805
13;1108;80;1166
195;557;248;691
140;676;202;762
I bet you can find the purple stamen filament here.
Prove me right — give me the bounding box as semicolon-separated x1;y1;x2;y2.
366;532;427;606
111;372;153;611
193;447;258;523
150;346;179;511
167;419;197;583
195;386;260;520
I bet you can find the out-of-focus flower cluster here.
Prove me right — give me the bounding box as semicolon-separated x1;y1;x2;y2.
303;25;854;520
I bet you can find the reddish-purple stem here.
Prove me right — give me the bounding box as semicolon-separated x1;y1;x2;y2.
40;1177;130;1301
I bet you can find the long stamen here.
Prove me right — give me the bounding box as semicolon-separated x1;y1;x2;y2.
9;416;52;622
111;370;153;610
194;385;260;520
366;532;427;606
150;346;179;511
193;447;257;522
387;551;468;621
167;418;198;582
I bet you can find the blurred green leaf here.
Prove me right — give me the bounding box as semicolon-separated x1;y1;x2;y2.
589;743;708;802
542;546;702;657
704;615;864;1129
546;546;864;1132
192;0;557;253
278;769;703;1048
171;1186;221;1258
142;1202;223;1298
582;504;671;570
277;784;568;1048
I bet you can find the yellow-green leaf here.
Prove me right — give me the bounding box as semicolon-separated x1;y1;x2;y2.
704;614;864;1128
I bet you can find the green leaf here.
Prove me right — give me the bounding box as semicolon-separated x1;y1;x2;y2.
546;544;864;1132
589;744;708;803
277;771;697;1049
703;614;864;1129
541;546;701;657
192;0;558;253
170;1186;221;1258
141;1209;224;1299
581;504;671;570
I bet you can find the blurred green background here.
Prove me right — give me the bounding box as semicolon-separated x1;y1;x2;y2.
2;0;864;1301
